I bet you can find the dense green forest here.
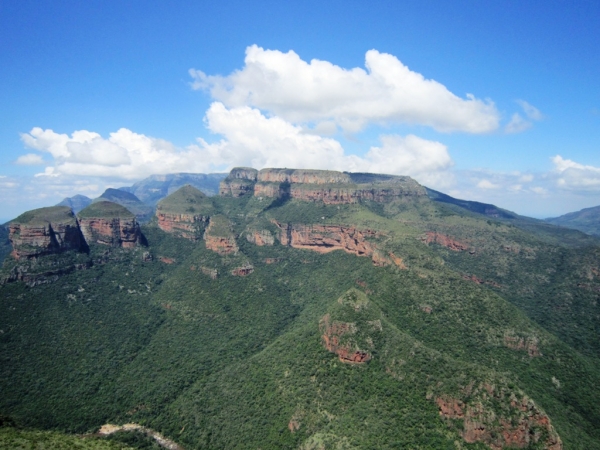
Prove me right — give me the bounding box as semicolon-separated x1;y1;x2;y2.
2;188;600;448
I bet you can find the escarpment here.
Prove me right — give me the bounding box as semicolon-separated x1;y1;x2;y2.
271;221;404;267
203;215;238;255
221;167;427;204
219;167;258;197
78;201;144;248
8;206;86;259
156;185;213;240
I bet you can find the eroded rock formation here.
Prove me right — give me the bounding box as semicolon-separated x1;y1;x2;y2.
78;202;144;248
203;216;238;255
504;335;540;357
319;314;371;364
245;229;275;246
219;167;258;197
222;167;427;204
436;386;561;449
156;212;208;241
231;264;254;276
8;206;86;260
79;217;143;248
273;221;406;267
422;232;469;251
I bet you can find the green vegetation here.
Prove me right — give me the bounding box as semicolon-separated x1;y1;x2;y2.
546;204;600;236
78;201;135;219
1;188;600;448
10;206;76;226
156;185;215;216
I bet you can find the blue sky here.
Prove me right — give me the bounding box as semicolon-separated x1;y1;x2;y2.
1;0;600;222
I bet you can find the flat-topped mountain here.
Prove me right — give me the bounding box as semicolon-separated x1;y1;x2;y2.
78;201;145;248
155;185;214;241
220;167;427;203
8;206;86;260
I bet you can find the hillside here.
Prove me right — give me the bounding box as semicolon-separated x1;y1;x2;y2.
94;188;154;223
1;168;600;449
546;205;600;236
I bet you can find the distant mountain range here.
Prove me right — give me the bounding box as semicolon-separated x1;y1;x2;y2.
546;204;600;236
55;172;227;223
55;194;93;213
118;172;226;205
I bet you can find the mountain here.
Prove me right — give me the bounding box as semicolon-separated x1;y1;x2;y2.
546;204;600;236
94;188;154;223
120;172;226;206
1;167;600;448
56;194;93;213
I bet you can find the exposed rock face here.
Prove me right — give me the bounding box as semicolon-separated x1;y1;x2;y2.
203;215;238;255
221;167;427;204
79;217;143;248
276;222;376;255
245;229;275;246
423;232;469;251
219;167;258;197
78;202;144;248
155;185;213;240
504;335;540;357
156;212;208;241
320;314;371;364
273;221;403;267
231;264;254;276
8;206;85;260
257;168;351;184
436;387;562;449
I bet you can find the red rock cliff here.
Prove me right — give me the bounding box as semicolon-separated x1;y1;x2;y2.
156;212;208;241
203;216;238;255
79;217;143;248
8;206;85;260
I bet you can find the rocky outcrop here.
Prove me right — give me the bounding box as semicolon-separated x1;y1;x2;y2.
320;314;371;364
436;387;561;449
273;221;405;267
79;217;143;248
156;212;208;241
221;167;428;204
203;215;238;255
504;334;540;357
257;168;351;184
155;185;213;240
422;232;469;251
219;167;258;197
245;229;275;246
231;264;254;276
275;222;377;256
8;206;86;260
78;202;144;248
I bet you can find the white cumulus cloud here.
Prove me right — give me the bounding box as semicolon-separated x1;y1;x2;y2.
190;45;500;134
21;103;455;190
552;155;600;190
15;153;44;165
